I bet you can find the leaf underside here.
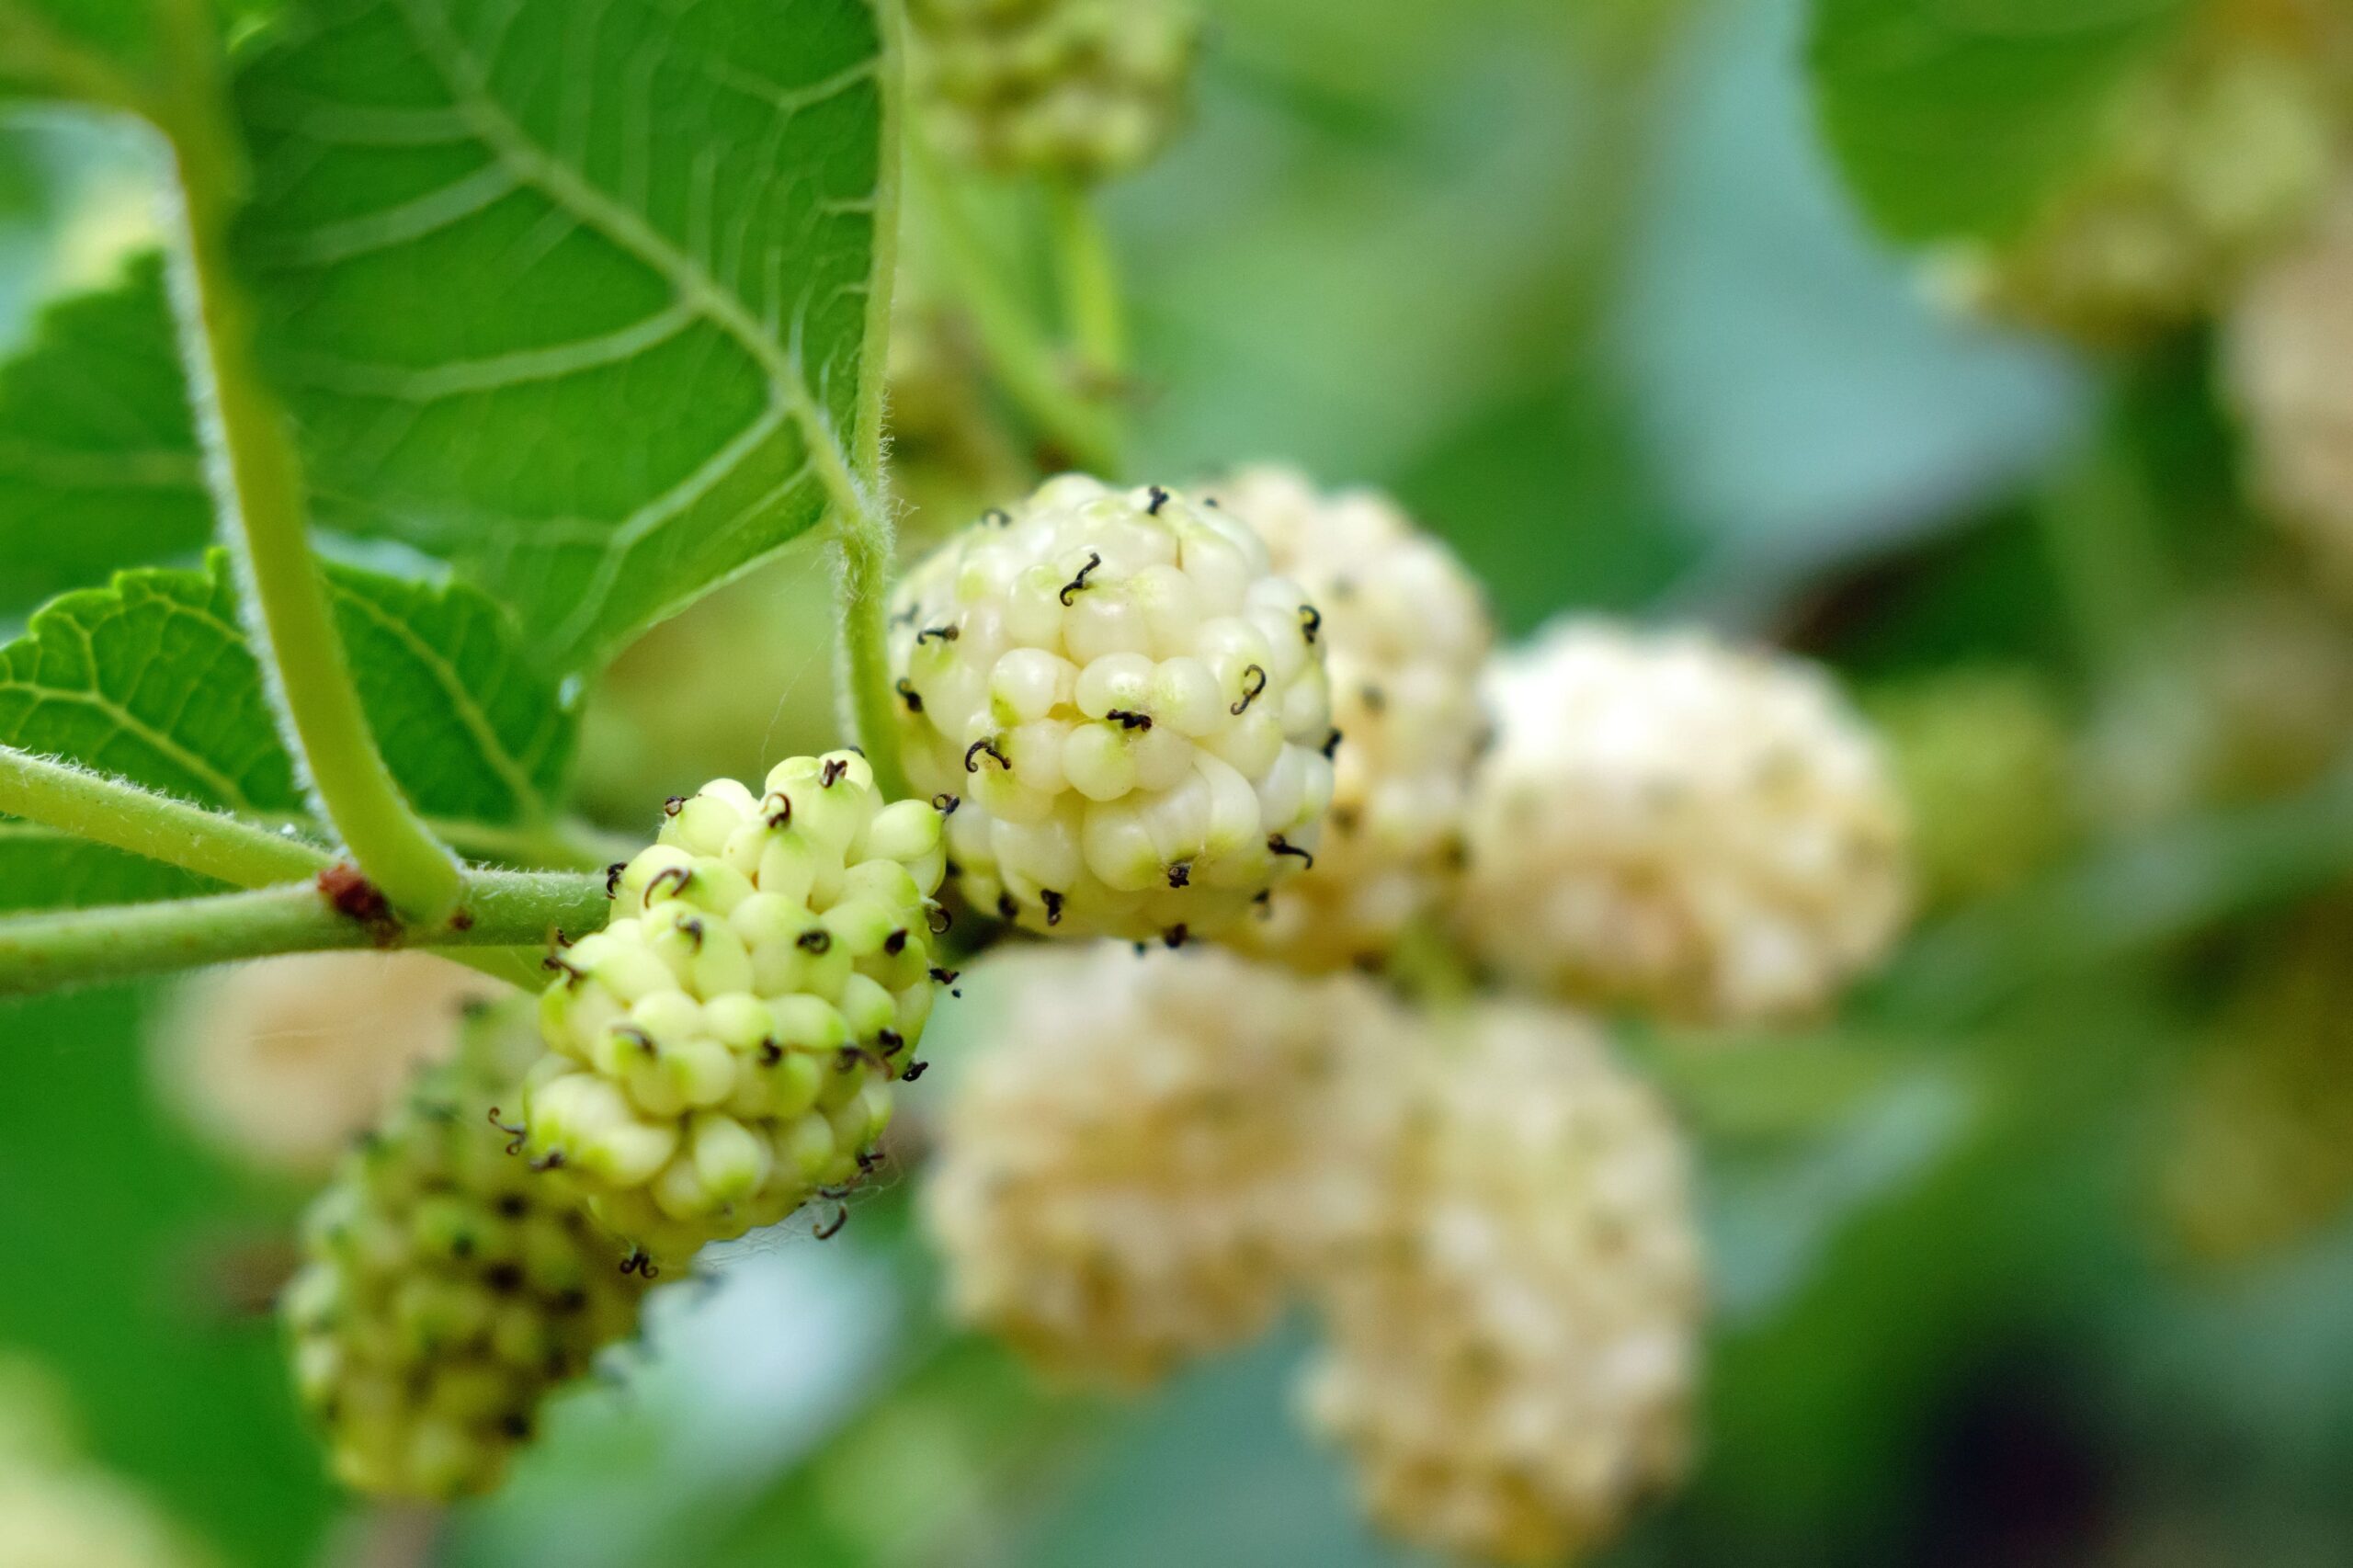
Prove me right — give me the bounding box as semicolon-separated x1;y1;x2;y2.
0;550;578;907
0;254;212;629
234;0;887;673
1808;0;2195;244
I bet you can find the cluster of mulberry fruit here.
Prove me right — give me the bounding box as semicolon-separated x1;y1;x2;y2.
522;753;948;1267
1200;467;1495;971
283;1001;650;1500
906;0;1200;181
889;474;1335;945
1456;621;1910;1026
923;944;1403;1384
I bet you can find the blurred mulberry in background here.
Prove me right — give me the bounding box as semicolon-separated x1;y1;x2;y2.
151;952;501;1179
1203;467;1495;973
1455;621;1910;1026
1300;1004;1701;1567
925;943;1404;1385
906;0;1200;181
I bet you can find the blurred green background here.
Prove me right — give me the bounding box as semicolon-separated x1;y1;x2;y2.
11;0;2353;1563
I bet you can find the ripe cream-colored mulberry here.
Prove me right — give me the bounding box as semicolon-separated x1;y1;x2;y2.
1456;620;1910;1026
284;1004;650;1501
151;951;500;1177
907;0;1199;181
923;943;1401;1385
1201;468;1494;971
2227;184;2353;592
1302;1004;1701;1566
891;476;1335;945
524;754;947;1267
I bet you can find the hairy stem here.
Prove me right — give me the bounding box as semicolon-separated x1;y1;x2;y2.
0;747;328;886
148;0;460;921
0;868;608;997
817;1;914;803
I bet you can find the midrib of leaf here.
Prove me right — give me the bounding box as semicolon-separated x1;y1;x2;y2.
385;0;877;595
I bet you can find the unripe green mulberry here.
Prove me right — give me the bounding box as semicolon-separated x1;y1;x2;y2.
2082;585;2353;827
890;476;1336;945
1302;1005;1701;1566
924;943;1404;1385
1928;37;2336;343
1454;621;1910;1027
907;0;1199;182
283;1002;649;1501
524;753;947;1267
1200;467;1494;971
2160;909;2353;1267
1866;668;2077;910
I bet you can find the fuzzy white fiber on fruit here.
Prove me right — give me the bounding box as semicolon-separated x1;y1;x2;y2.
1301;1004;1701;1567
1201;467;1494;971
890;475;1336;944
151;951;500;1177
1455;620;1910;1025
907;0;1199;181
923;943;1403;1386
524;753;948;1267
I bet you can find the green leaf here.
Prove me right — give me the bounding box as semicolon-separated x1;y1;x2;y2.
0;551;579;908
0;983;339;1568
1807;0;2194;243
233;0;891;673
0;253;214;627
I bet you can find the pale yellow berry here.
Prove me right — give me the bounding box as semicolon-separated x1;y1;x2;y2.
525;755;947;1267
1201;467;1495;971
1302;1004;1701;1567
923;944;1404;1385
892;477;1336;943
1455;620;1911;1026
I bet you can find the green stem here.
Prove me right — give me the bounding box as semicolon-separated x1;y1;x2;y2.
0;747;328;886
2033;422;2173;682
0;868;608;997
911;142;1123;474
817;4;915;804
1044;177;1127;384
148;0;460;922
1875;763;2353;1023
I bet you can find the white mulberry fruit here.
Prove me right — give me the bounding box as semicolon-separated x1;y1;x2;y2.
2227;182;2353;591
1927;38;2335;343
1199;467;1494;971
523;753;947;1267
907;0;1200;182
1455;620;1909;1026
890;475;1335;945
151;951;500;1177
923;943;1402;1385
283;1002;650;1500
1302;1004;1701;1567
